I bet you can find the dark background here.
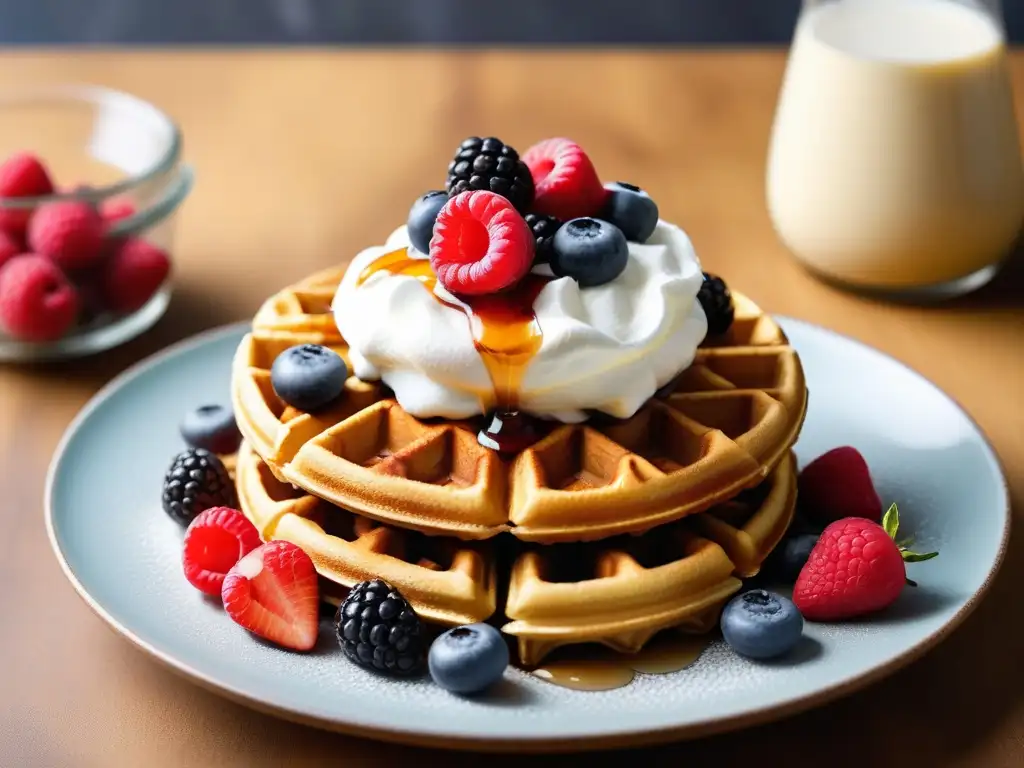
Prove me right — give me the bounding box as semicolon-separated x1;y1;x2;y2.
1;0;1022;46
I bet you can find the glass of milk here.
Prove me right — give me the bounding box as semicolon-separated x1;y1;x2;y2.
766;0;1024;299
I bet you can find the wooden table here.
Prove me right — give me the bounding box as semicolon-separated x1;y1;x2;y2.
1;49;1021;767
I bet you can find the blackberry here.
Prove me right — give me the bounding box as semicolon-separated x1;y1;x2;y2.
161;448;236;526
446;137;534;214
335;579;424;676
697;272;734;335
524;213;562;264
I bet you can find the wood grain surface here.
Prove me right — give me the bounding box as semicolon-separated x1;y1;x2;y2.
0;49;1021;767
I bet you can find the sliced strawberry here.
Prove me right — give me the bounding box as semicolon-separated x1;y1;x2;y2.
428;190;534;296
221;540;320;651
522;138;606;221
798;446;882;524
182;506;261;596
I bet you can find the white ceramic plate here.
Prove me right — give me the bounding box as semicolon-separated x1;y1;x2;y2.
45;319;1010;751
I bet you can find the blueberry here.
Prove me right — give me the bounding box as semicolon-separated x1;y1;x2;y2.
179;404;241;454
428;623;509;694
407;190;449;255
270;344;347;412
777;533;819;582
550;218;629;288
721;589;803;660
601;182;659;242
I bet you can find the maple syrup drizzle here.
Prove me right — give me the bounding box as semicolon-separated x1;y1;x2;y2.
529;635;710;692
357;247;548;452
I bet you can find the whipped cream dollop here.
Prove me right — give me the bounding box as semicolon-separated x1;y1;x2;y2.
332;220;708;423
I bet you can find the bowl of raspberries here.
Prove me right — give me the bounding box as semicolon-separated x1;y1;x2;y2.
0;84;193;361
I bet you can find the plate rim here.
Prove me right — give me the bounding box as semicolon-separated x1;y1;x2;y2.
43;318;1012;753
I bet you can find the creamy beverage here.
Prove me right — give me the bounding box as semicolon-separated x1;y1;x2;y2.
767;0;1024;292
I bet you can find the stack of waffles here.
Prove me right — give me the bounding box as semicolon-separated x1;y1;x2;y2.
231;268;808;666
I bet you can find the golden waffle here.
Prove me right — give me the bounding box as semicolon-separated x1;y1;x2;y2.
249;266;346;360
235;441;497;626
236;443;796;666
502;452;796;665
233;269;807;542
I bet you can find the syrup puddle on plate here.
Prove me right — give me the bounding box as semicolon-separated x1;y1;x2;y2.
528;634;711;691
357;247;550;452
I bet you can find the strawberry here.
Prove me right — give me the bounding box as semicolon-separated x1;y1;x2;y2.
0;152;54;239
27;200;105;270
793;504;938;621
798;446;882;524
221;541;320;651
182;507;261;597
0;253;79;342
522;138;606;221
429;190;534;295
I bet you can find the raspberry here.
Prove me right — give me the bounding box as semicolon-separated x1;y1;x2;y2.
522;138;606;221
0;253;79;342
0;152;54;239
428;190;534;296
0;229;23;269
101;238;171;313
182;506;262;597
793;506;938;621
100;198;136;226
27;200;105;270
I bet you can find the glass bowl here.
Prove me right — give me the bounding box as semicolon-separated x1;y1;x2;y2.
0;84;193;362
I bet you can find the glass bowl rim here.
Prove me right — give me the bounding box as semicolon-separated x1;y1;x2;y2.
0;82;183;208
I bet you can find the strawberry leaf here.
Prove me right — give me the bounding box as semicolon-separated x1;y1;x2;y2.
901;550;939;563
882;503;900;539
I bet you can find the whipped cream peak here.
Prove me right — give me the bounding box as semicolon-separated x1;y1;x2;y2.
333;220;708;423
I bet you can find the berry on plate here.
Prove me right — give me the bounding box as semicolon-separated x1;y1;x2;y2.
0;229;23;269
406;190;449;255
27;200;105;270
445;137;534;215
767;532;821;583
0;152;54;238
180;403;242;455
522;138;606;221
697;272;735;336
0;253;79;342
182;506;261;596
524;212;561;265
161;447;237;526
429;190;534;296
271;343;348;412
601;181;659;242
101;237;171;314
793;504;939;621
336;579;424;676
428;623;509;694
798;446;882;524
550;217;628;288
720;589;804;660
222;540;320;652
